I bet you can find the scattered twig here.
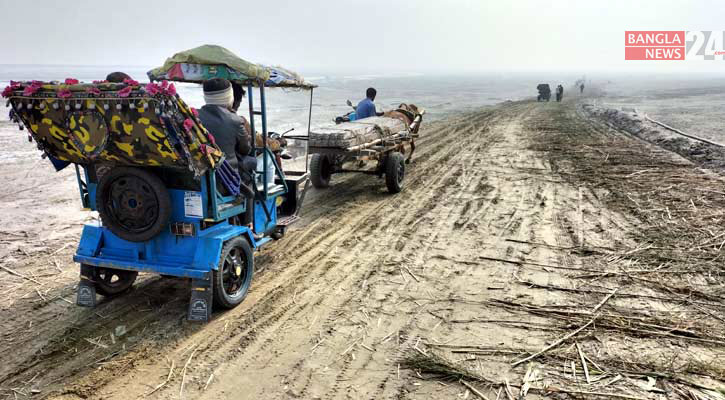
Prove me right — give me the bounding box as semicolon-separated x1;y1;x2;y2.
311;338;326;353
203;373;214;391
179;347;199;398
575;342;590;384
0;265;41;285
403;265;420;282
84;337;108;349
511;289;617;367
460;379;491;400
543;388;648;400
50;243;72;255
146;359;175;396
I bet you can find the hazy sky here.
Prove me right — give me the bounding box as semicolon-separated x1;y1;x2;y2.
1;0;723;74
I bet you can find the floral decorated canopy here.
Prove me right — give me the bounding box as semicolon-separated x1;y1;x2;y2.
147;45;316;89
2;77;224;174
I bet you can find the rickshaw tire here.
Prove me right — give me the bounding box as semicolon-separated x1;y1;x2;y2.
90;265;138;296
97;167;171;242
212;237;254;309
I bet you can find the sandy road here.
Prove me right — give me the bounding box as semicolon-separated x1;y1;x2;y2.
1;96;724;399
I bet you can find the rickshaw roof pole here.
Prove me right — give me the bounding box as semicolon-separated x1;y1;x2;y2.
306;88;314;173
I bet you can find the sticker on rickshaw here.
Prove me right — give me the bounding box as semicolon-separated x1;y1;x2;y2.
184;191;203;218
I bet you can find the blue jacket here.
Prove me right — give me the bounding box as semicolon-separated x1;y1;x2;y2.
356;98;377;119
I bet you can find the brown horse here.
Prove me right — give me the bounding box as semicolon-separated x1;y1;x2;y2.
383;103;422;163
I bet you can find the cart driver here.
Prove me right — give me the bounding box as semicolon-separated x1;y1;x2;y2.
355;87;384;119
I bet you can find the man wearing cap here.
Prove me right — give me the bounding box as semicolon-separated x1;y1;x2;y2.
197;78;256;201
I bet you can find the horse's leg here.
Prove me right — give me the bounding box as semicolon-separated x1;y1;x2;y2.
406;139;416;164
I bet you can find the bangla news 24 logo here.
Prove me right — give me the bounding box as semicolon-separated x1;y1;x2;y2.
625;31;725;60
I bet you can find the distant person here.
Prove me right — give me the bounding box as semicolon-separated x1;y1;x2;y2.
556;85;564;102
106;71;131;83
579;83;585;94
356;87;383;119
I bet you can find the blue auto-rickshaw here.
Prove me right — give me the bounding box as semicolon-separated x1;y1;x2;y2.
3;45;315;321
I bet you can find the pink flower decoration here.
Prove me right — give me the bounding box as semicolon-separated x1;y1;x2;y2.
118;86;132;98
144;83;160;95
86;87;101;96
207;132;217;145
22;82;42;96
160;80;169;89
166;83;176;96
57;89;72;99
183;118;194;131
123;78;139;86
2;85;14;98
64;78;79;85
1;81;21;97
190;107;199;117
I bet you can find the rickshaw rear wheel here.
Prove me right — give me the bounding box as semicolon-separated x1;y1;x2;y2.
213;237;254;309
89;265;138;296
96;167;171;242
310;154;332;188
385;152;405;194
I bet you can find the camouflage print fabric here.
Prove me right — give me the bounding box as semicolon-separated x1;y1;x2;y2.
5;82;223;176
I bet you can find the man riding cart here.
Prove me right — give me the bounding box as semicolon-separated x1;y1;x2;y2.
2;45;315;321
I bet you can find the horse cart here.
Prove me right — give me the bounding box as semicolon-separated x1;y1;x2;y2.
308;105;424;193
2;45;315;321
537;83;551;102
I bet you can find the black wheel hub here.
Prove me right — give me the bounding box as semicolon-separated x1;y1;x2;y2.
105;175;159;233
222;248;247;297
321;158;332;179
397;161;405;184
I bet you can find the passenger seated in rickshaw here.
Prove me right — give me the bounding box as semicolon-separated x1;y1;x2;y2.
106;71;132;83
197;78;256;199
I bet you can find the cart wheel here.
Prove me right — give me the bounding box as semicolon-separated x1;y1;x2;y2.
310;154;332;188
90;266;138;296
385;152;405;194
213;237;254;309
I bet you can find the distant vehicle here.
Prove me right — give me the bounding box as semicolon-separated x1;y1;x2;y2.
537;84;551;102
